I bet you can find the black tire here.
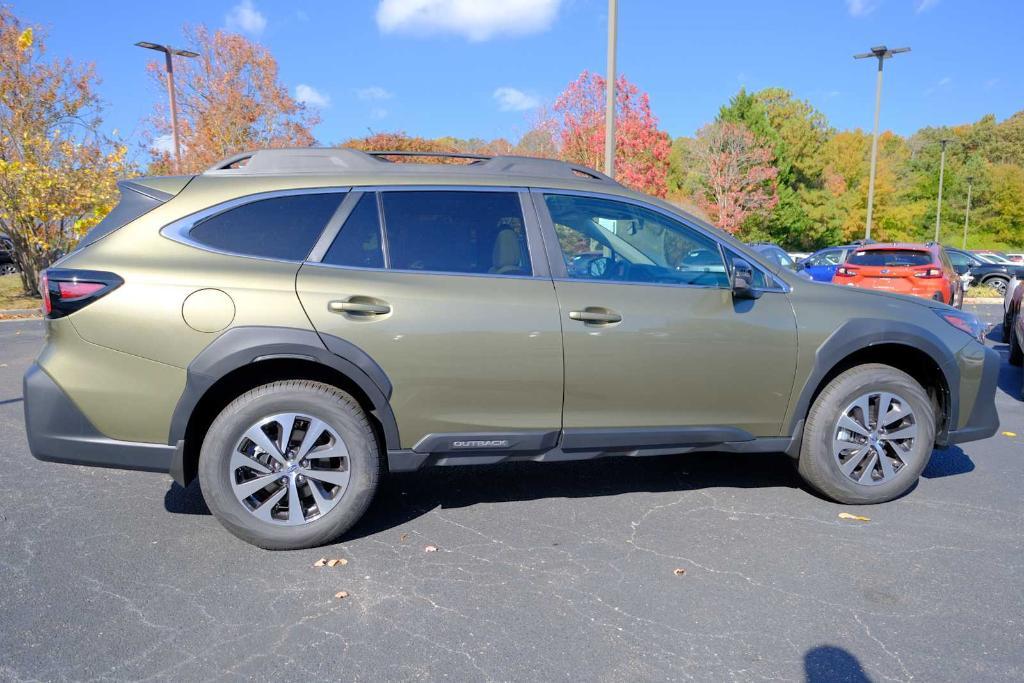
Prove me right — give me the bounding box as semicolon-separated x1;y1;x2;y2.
985;277;1009;297
1010;328;1023;367
797;364;935;505
198;380;383;550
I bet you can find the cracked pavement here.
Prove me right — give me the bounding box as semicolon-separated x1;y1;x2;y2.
0;304;1021;681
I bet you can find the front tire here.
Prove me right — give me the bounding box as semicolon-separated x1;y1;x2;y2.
986;277;1009;297
198;380;383;550
798;364;935;505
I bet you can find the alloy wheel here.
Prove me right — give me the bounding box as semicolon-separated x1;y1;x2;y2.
832;391;918;486
229;412;351;525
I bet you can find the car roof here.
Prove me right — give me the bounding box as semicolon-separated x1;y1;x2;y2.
849;242;936;252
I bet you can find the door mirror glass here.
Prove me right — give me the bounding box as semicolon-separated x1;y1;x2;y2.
731;258;762;299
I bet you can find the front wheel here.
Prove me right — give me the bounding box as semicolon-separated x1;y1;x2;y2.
198;380;383;550
986;277;1009;297
798;364;935;505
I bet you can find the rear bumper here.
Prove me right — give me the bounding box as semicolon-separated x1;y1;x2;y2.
944;345;1000;445
23;363;174;473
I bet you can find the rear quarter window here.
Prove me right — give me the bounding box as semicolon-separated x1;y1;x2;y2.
847;250;932;267
189;193;342;261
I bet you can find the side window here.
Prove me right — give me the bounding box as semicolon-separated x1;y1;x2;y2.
939;249;953;271
543;194;728;288
381;191;531;276
189;193;342;261
947;250;971;268
322;194;384;269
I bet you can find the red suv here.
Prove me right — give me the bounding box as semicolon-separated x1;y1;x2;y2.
833;243;963;308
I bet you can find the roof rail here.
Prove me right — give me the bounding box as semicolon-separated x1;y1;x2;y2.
202;147;618;186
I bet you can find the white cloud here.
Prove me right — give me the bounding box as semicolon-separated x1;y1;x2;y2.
915;0;939;12
845;0;880;17
937;76;951;86
493;87;539;112
376;0;562;41
226;0;267;36
295;84;330;108
925;76;952;95
370;107;389;119
152;134;174;154
356;86;394;101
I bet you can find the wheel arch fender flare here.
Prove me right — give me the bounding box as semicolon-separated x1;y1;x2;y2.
168;326;400;452
789;317;961;437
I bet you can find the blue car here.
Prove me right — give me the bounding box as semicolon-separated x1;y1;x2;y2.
797;243;873;282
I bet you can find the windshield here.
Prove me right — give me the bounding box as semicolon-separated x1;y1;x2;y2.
847;249;932;267
755;245;796;269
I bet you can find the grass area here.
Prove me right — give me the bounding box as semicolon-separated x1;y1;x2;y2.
966;284;1003;299
0;273;40;311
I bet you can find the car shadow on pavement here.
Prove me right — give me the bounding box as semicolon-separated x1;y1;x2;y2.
922;446;974;478
804;645;871;682
164;451;805;530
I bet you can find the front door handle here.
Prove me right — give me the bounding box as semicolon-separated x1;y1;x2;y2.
569;308;622;324
328;299;391;316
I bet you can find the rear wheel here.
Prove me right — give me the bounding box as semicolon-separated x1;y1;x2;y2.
986;277;1009;297
0;263;17;276
798;364;934;505
198;380;383;550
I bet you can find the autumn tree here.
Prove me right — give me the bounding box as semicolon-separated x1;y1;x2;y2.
690;122;779;234
0;7;127;293
146;25;317;174
341;131;464;163
541;71;671;197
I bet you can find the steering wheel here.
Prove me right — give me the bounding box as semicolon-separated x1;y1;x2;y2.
587;256;616;279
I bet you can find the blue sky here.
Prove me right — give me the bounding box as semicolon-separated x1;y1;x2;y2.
12;0;1024;154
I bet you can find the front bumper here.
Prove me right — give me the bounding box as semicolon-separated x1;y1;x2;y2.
945;345;1000;445
23;363;174;473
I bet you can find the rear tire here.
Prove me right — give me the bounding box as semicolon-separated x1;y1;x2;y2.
198;380;383;550
986;277;1009;297
1010;329;1023;367
798;364;935;505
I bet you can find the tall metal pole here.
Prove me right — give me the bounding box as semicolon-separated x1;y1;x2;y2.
962;176;973;250
135;42;199;174
854;45;909;241
604;0;618;178
934;139;950;243
164;51;182;174
863;56;884;241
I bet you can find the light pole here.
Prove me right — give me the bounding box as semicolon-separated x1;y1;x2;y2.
854;45;910;240
604;0;618;178
962;175;974;250
934;138;952;243
135;41;199;174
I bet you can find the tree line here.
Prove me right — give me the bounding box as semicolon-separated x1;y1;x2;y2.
2;8;1021;293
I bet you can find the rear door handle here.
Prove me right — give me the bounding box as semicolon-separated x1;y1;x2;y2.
569;308;622;324
328;299;391;316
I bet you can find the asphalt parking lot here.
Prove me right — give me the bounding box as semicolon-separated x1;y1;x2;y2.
1;304;1021;682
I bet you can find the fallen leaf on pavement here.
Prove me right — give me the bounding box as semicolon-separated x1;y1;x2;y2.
1002;431;1017;437
838;512;871;522
326;558;348;567
400;533;409;542
673;568;686;576
313;558;327;567
334;591;349;600
424;545;438;553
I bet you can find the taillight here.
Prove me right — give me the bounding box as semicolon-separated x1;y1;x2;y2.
835;267;858;277
40;268;123;318
914;268;943;279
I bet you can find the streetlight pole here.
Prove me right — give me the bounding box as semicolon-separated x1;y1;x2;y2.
934;138;951;243
962;175;974;250
604;0;618;179
135;42;199;174
854;45;910;241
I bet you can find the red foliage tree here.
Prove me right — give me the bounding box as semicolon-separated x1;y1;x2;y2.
542;71;671;197
690;121;779;233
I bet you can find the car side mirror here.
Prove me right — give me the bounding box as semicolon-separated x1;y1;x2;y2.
732;259;762;300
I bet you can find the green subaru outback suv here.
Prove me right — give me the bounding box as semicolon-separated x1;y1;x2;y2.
24;148;999;549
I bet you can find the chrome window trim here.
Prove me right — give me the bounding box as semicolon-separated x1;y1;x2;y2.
160;187;350;264
532;187;790;294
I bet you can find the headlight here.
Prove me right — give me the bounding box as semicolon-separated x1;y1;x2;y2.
935;309;984;341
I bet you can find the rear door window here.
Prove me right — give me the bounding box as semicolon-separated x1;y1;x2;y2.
322;194;385;269
847;250;932;267
189;192;342;261
380;191;531;276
